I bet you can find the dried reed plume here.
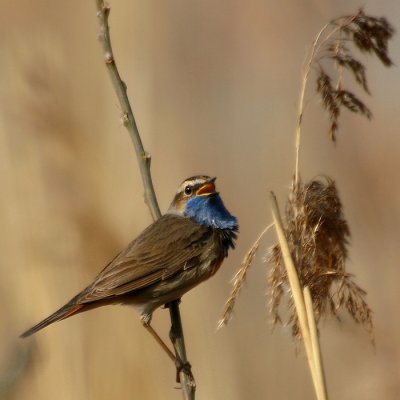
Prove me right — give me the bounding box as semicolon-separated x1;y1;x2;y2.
268;177;373;339
219;9;393;400
218;224;273;328
314;9;394;141
221;9;393;334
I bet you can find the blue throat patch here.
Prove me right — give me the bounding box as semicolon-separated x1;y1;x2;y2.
185;194;238;230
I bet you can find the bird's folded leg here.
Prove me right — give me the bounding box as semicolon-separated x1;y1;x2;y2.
140;316;192;383
140;316;177;364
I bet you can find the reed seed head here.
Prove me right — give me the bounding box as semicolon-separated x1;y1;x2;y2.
314;9;394;141
268;177;373;339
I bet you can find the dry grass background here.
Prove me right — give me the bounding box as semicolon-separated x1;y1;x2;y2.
0;0;399;399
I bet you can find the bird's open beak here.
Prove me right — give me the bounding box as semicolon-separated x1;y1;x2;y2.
196;177;216;196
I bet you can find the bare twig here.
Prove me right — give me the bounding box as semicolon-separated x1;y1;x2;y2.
94;2;194;398
95;0;160;221
169;302;196;396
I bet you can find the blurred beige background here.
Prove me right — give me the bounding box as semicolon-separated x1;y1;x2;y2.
0;0;399;399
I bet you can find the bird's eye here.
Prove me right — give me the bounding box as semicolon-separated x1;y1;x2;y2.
184;185;192;196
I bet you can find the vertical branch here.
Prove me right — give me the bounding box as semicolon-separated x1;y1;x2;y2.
169;302;196;398
95;0;160;221
94;2;195;398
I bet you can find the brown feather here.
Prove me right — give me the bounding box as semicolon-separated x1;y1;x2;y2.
77;214;212;303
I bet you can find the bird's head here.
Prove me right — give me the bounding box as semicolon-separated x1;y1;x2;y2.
169;175;217;213
168;175;238;230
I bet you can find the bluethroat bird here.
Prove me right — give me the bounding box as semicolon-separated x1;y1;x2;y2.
21;176;238;366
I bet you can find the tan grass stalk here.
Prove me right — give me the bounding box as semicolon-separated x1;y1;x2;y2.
304;286;328;400
294;14;361;185
294;23;328;186
270;192;327;400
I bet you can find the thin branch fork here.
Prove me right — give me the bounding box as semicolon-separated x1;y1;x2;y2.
94;1;195;398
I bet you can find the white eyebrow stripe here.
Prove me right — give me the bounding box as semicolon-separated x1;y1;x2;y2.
178;178;208;193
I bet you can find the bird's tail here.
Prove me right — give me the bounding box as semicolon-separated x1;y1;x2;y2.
20;303;84;338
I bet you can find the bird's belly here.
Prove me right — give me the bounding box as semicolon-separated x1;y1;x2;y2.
122;257;223;318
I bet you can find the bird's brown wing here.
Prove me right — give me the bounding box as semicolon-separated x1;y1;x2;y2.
77;214;213;303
